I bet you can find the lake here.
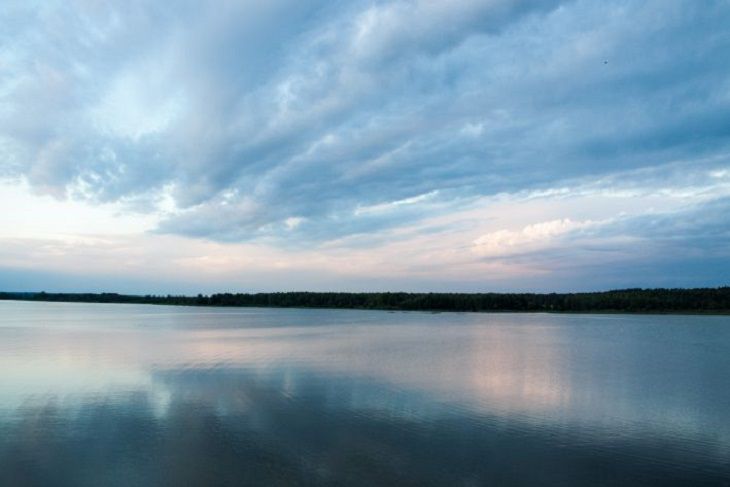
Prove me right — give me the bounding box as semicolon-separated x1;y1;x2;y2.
0;301;728;486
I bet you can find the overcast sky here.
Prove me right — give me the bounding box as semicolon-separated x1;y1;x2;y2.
1;0;729;293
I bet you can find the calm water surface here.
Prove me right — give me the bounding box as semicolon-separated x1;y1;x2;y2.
0;301;729;486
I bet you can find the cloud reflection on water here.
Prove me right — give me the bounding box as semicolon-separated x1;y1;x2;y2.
1;303;729;485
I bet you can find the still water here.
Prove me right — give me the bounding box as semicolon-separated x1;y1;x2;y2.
0;301;728;486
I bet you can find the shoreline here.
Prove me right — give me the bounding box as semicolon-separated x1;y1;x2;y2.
1;288;729;316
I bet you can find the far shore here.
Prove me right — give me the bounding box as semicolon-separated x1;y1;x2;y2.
1;288;729;315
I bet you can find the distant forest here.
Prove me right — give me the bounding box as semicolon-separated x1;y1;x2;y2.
1;288;729;313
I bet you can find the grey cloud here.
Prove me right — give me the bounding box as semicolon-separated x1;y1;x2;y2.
477;196;730;290
1;0;729;245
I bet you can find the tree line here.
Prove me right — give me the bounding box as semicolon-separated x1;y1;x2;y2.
1;287;729;313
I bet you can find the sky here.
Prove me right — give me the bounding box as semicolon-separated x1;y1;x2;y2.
0;0;729;294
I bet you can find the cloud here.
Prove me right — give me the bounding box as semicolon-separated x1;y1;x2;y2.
472;218;603;257
1;0;729;290
464;193;730;289
5;0;726;241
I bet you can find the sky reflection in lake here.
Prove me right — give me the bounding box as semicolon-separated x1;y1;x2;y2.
1;301;729;486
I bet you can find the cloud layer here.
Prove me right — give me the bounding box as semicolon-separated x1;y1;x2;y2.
1;0;729;291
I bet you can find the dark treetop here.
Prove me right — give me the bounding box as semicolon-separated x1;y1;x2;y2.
1;288;729;313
